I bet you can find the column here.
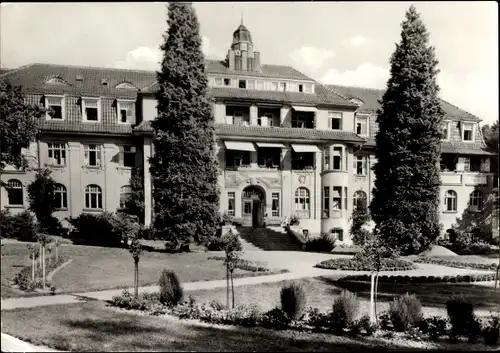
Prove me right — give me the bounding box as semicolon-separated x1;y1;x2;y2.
67;141;82;217
280;105;291;127
281;146;292;218
103;143;117;212
143;136;153;227
217;142;226;213
250;104;258;126
314;150;322;220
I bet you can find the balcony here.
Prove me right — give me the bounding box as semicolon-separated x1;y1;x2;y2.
441;172;491;186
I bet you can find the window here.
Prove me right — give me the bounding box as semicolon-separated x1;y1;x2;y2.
304;84;312;93
47;143;66;166
462;123;474;142
84;145;101;167
119;185;132;209
298;84;303;92
6;179;23;206
324;147;330;170
323;186;330;218
226;150;250;167
291;152;315;170
332;186;342;210
291;113;314;129
264;113;273;127
271;82;278;91
272;193;280;217
223;78;231;86
247;80;255;90
45;96;64;120
331;229;343;241
120;146;136;167
238;80;246;89
54;184;67;209
444;190;457;212
256;81;264;90
214;77;223;86
295;187;310;219
469;191;483;211
329;112;342;130
442;121;450;140
279;82;286;91
85;184;102;209
227;192;235;216
258;148;280;168
82;98;100;122
344;187;348;210
353;191;367;211
463;156;471;172
243;201;252;214
118;101;135;124
356;115;368;136
332;147;343;170
354;155;367;175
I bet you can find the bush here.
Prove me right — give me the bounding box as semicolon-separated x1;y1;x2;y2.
38;215;68;238
0;210;37;241
227;303;262;327
467;317;483;343
158;270;183;306
67;212;124;247
13;255;66;291
414;257;498;271
209;299;225;311
330;290;360;334
483;315;500;346
389;293;423;332
280;282;307;320
261;307;291;330
338;273;496;284
417;316;449;341
305;233;336;253
379;312;392;330
357;314;376;336
316;257;416;271
138;226;155;240
204;226;226;251
446;294;475;338
305;307;330;331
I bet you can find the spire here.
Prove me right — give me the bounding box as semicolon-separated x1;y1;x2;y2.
240;10;243;25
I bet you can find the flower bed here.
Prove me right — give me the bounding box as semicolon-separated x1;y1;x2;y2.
315;258;416;271
413;257;498;271
207;256;273;272
12;255;68;292
337;272;497;284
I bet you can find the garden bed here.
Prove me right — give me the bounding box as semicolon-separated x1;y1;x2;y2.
413;257;498;271
337;272;497;284
207;256;287;273
315;258;416;271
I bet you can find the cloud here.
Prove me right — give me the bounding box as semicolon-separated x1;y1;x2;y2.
289;46;336;72
347;35;367;47
319;63;498;124
111;36;221;70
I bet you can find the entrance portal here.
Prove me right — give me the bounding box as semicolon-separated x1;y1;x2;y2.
241;185;265;228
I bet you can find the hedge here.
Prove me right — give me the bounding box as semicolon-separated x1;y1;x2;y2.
337;272;497;284
315;258;417;271
414;257;498;271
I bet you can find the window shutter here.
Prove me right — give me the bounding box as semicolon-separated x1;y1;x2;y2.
118;146;124;165
456;157;465;172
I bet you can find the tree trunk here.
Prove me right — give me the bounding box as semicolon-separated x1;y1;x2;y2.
230;270;235;309
42;245;46;289
55;244;58;262
226;264;230;309
32;249;35;281
374;271;380;323
39;243;42;269
134;259;139;298
369;271;376;324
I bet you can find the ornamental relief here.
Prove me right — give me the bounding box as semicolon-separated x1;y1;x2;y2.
82;166;104;174
225;171;281;189
293;171;314;186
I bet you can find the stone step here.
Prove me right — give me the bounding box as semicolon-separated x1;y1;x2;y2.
237;226;303;251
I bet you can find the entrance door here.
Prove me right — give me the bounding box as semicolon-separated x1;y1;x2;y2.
252;199;265;228
241;186;265;228
242;200;253;227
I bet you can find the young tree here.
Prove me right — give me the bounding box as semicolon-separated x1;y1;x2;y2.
124;167;145;224
350;198;371;246
0;80;43;174
27;168;59;229
370;5;444;255
150;2;220;246
221;229;242;309
119;214;143;298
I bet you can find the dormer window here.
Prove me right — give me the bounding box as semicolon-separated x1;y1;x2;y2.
223;78;231;87
115;81;137;89
44;76;70;86
100;79;108;86
328;112;342;130
247;80;255;89
442;120;451;141
271;82;278;91
298;84;303;92
356;115;369;136
304;84;312;93
238;80;246;89
256;81;264;90
279;82;287;91
45;95;64;120
350;98;364;106
117;100;135;124
214;77;223;86
82;98;100;122
462;122;474;142
76;75;83;82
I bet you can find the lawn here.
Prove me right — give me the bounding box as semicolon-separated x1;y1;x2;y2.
1;242;283;298
0;300;486;352
188;276;500;317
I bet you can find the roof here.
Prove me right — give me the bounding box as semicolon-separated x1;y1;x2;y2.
326;84;481;122
0;68;11;75
232;24;253;44
204;60;313;81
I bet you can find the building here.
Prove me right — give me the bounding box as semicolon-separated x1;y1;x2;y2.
0;23;495;243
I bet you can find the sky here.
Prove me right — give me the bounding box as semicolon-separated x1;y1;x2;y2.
1;2;498;125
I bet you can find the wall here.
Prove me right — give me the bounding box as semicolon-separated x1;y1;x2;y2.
316;107;356;132
142;98;157;122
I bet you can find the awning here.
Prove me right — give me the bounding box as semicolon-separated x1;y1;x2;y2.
224;141;256;152
291;144;321;153
256;142;286;148
292;105;318;113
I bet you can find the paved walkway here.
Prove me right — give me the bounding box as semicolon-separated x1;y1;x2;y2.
1;333;62;352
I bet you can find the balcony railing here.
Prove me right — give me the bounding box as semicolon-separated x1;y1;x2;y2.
441;172;490;186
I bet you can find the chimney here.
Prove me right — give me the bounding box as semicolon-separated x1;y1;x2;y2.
76;74;83;81
254;51;261;72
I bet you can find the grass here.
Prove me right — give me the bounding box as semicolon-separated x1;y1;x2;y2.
188;276;500;317
0;300;486;352
0;242;283;298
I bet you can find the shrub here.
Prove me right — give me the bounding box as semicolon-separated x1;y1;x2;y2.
389;293;423;332
305;233;336;253
261;307;291;330
158;270;183;306
228;303;262;327
379;312;392;330
446;294;475;338
414;257;498;271
330;290;360;334
204;227;226;251
13;255;66;291
417;316;449;341
209;299;225;311
467;317;483;343
280;282;307;320
305;307;329;331
109;290;161;311
0;210;37;241
483;315;500;346
38;215;68;237
357;314;376;336
138;226;155;240
67;212;124;247
316;257;416;271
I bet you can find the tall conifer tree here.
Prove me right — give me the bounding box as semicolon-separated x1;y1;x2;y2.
370;6;444;255
150;2;220;245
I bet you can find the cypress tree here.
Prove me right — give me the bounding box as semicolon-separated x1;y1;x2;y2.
149;3;220;246
370;5;444;255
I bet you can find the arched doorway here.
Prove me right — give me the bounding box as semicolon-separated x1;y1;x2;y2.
241;185;265;228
